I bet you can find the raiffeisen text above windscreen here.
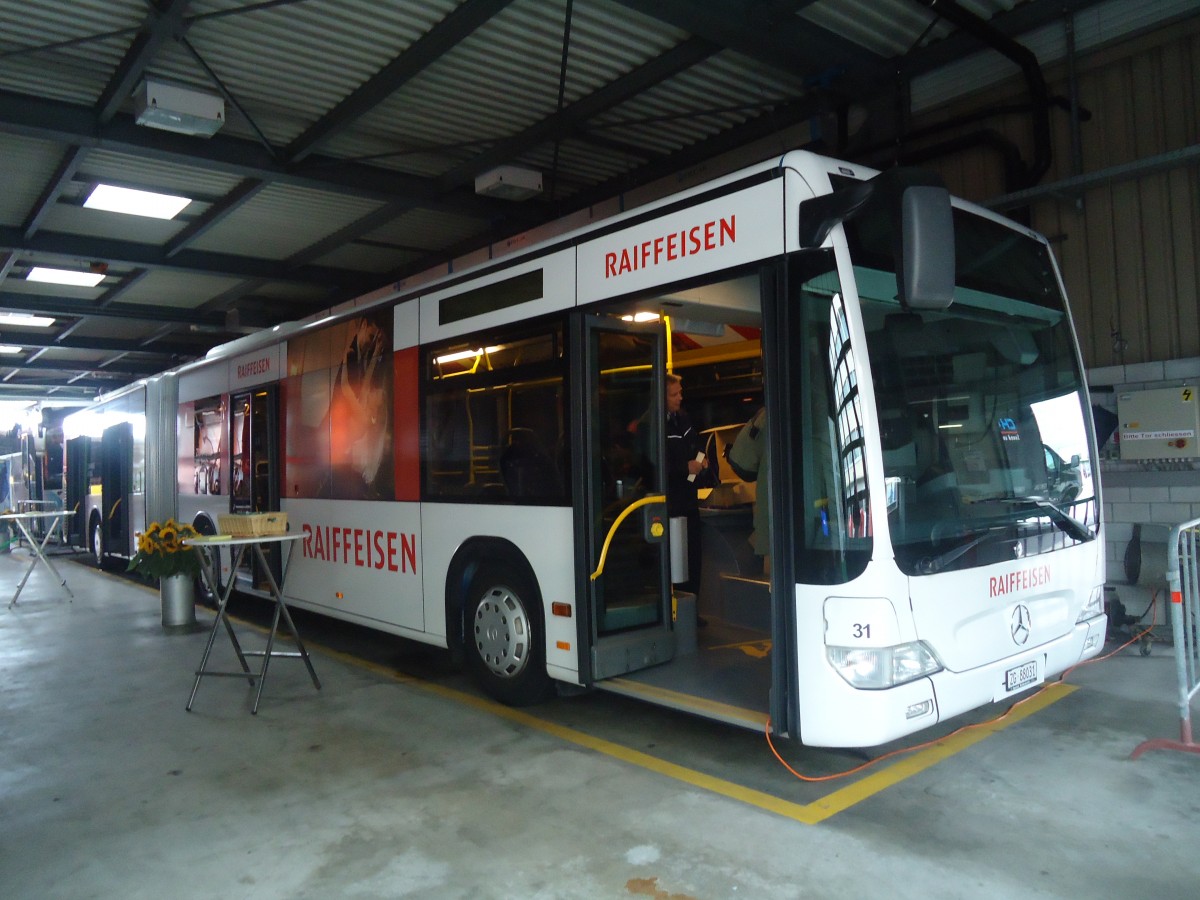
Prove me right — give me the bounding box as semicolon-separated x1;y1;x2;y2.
847;208;1098;577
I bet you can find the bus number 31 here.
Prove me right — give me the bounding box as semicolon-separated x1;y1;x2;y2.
852;623;871;639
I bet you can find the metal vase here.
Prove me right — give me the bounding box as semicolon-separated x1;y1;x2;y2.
160;573;196;627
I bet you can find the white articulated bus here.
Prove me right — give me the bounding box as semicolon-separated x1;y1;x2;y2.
125;150;1105;747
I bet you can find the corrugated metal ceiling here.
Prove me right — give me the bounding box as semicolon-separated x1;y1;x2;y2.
0;0;1189;403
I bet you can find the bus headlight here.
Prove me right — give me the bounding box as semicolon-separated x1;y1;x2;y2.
826;641;942;689
1075;585;1104;624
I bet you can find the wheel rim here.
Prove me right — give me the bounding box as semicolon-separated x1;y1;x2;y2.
92;522;103;566
473;585;529;679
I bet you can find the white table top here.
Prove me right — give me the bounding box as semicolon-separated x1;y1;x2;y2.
185;532;302;547
0;509;75;522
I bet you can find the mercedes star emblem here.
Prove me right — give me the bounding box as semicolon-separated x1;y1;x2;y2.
1011;604;1032;645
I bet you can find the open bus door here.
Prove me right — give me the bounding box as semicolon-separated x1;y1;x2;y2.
230;386;281;588
64;436;91;547
576;315;675;681
99;421;133;563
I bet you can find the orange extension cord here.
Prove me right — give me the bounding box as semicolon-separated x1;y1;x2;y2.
765;591;1160;783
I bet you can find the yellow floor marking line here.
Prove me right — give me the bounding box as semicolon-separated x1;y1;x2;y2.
219;608;1078;825
809;681;1077;820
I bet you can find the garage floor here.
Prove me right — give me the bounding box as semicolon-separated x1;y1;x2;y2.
2;548;1198;900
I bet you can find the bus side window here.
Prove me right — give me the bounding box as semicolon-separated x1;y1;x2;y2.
424;324;568;505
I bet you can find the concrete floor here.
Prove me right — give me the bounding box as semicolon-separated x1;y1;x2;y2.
2;548;1198;900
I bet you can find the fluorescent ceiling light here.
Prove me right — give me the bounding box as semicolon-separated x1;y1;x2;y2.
84;184;192;220
0;345;23;355
621;312;661;323
435;346;499;365
0;312;55;327
26;267;106;288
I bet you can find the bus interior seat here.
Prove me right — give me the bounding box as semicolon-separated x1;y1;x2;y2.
500;427;557;499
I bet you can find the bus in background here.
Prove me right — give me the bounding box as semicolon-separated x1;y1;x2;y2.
62;379;177;569
154;149;1103;747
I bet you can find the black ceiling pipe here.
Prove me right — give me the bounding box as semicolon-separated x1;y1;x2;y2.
908;0;1052;188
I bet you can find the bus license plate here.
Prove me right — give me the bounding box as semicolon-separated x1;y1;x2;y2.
1003;660;1039;694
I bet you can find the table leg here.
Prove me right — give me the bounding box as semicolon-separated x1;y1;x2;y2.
7;517;73;607
186;544;256;711
33;522;74;599
8;520;40;607
248;543;321;714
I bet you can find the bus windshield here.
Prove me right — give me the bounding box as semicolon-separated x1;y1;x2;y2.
847;208;1097;576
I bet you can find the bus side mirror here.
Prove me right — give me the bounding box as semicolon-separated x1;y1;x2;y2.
799;169;955;310
899;186;955;310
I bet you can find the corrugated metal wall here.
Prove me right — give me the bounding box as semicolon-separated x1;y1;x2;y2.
913;18;1200;370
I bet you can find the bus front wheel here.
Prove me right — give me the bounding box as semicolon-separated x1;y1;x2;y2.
465;562;553;706
91;517;104;569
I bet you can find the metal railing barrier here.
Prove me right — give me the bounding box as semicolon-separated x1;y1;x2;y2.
1132;515;1200;759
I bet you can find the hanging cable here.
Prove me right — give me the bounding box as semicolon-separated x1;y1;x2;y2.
548;0;574;201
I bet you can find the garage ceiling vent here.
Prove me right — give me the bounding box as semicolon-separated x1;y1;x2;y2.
475;165;543;200
134;79;225;137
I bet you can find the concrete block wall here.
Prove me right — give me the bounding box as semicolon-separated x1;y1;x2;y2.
1089;356;1200;586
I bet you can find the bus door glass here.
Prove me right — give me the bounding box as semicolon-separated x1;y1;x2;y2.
580;315;674;680
100;421;134;557
229;387;281;586
64;436;91;546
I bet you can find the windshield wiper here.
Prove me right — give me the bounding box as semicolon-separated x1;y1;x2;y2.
918;525;1012;575
995;496;1095;543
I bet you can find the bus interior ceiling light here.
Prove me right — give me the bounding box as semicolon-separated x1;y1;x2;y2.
474;166;543;200
26;267;105;288
134;78;225;137
435;346;499;365
84;184;193;220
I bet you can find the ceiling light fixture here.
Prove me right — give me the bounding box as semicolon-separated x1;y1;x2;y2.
134;78;225;137
0;312;55;327
84;184;192;220
26;267;106;288
0;345;23;355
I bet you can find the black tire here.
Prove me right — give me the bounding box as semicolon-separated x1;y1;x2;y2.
193;545;223;609
465;561;554;706
191;520;223;609
91;515;105;569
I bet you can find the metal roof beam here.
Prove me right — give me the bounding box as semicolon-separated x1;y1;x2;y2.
286;0;516;163
163;178;267;258
0;226;371;288
21;146;88;241
96;0;191;122
435;37;722;192
3;355;165;378
0;329;199;356
0;90;503;219
0;290;273;328
613;0;884;83
0;369;120;391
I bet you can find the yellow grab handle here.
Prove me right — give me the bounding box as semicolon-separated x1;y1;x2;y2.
589;493;666;582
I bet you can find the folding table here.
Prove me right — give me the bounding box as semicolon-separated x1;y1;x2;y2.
2;509;75;608
184;532;319;714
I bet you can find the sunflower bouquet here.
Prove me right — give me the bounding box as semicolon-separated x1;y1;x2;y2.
126;518;201;581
